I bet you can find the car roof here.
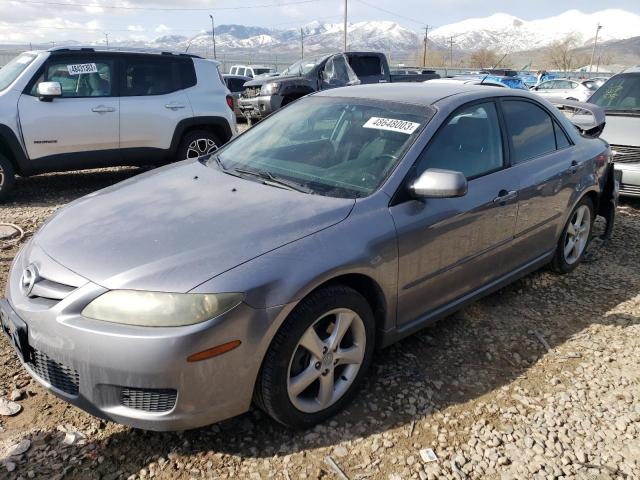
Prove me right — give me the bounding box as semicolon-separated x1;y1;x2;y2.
46;45;202;59
622;66;640;74
315;82;530;106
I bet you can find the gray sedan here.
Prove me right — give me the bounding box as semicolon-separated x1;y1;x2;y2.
1;83;615;431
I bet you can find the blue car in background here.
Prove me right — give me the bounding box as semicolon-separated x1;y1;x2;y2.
483;75;528;90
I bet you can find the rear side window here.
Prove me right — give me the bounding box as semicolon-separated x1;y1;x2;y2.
502;100;557;163
348;55;383;77
122;56;194;96
554;122;571;149
228;78;246;92
44;57;114;98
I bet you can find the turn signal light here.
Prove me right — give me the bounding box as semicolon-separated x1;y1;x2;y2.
187;340;241;362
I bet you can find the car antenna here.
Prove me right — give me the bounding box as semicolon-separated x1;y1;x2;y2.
479;74;490;85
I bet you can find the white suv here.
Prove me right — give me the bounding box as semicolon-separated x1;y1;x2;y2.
228;65;276;78
0;47;237;199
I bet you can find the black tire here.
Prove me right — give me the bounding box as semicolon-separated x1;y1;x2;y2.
255;285;375;429
176;130;221;161
0;154;16;201
550;196;594;274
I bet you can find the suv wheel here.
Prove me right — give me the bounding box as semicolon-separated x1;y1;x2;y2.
0;154;16;201
255;285;375;428
177;130;221;160
551;196;594;273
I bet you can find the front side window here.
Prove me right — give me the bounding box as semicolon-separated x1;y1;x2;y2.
281;55;327;76
322;54;359;88
0;53;36;91
589;74;640;112
213;96;432;198
502;100;557;163
122;57;179;96
44;57;114;97
416;102;504;179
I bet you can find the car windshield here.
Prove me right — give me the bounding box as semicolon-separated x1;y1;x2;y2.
281;55;327;76
589;74;640;112
212;96;432;198
0;53;36;91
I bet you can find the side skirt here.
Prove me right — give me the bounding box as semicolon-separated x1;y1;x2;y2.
379;250;554;348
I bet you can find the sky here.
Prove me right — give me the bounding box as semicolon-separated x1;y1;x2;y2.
1;0;640;45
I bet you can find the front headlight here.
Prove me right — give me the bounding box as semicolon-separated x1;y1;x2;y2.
82;291;244;327
260;82;279;96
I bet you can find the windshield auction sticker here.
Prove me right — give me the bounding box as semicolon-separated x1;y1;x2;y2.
67;63;98;75
363;117;420;135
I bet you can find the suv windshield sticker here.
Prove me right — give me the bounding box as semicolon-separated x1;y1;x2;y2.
67;63;98;75
363;117;420;135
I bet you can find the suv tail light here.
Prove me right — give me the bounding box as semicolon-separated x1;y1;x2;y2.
226;95;234;111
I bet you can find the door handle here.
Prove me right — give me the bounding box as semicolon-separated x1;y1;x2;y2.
493;190;518;204
91;106;115;113
570;160;578;174
165;103;186;110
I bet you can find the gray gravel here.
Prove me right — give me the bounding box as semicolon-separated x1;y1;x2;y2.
0;165;638;480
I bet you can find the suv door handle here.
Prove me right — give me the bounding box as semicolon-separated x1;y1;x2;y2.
91;106;115;113
493;190;518;204
165;103;186;110
570;160;578;174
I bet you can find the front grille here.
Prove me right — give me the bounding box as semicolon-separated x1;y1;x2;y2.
242;86;261;98
612;144;640;164
620;183;640;196
29;276;76;302
120;387;177;413
29;349;79;395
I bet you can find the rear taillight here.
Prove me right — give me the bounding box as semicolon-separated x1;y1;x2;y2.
226;95;234;110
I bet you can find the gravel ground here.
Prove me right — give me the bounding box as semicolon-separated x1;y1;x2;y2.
0;163;638;480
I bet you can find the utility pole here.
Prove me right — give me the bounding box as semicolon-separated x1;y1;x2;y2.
209;14;217;60
300;27;304;59
449;36;454;67
343;0;348;52
589;23;602;74
422;25;431;67
104;32;109;48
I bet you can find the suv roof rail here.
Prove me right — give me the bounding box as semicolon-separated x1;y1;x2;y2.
47;45;202;59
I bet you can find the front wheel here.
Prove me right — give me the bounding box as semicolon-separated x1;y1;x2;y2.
176;130;221;161
0;154;16;201
551;196;594;273
255;285;375;428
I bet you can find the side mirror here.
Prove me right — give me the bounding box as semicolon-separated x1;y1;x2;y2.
37;82;62;101
409;168;468;199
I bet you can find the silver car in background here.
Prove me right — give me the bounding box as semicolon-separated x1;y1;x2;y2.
1;83;615;431
531;78;593;102
587;67;640;197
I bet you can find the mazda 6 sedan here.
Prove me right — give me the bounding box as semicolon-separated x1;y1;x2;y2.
1;83;616;430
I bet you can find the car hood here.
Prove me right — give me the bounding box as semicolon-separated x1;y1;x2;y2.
600;114;640;147
34;161;355;293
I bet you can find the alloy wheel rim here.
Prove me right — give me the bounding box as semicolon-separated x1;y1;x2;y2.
186;138;218;158
0;165;4;188
564;205;591;264
287;308;366;413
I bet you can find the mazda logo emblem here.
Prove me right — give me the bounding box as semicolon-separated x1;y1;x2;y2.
20;264;40;297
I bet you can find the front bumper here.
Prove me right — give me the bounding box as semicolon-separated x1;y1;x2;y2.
2;245;287;431
238;94;283;121
615;162;640;197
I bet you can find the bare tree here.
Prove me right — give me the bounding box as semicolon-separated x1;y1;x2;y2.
409;48;447;67
542;33;588;72
468;48;500;69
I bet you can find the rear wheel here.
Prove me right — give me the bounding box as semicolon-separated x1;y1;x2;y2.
255;285;375;428
176;130;221;161
551;196;594;273
0;154;16;201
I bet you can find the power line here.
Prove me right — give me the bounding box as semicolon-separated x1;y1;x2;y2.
17;0;323;11
353;0;426;27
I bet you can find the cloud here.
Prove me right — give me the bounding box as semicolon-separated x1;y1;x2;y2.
127;25;145;32
155;24;170;33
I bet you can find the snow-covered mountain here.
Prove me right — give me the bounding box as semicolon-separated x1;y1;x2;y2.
430;9;640;53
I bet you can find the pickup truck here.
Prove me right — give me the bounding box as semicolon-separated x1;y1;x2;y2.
238;51;439;123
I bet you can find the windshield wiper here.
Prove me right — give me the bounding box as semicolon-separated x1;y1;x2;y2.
233;168;312;193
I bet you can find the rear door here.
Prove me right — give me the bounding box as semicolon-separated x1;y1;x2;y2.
118;54;194;153
390;101;519;326
499;98;579;268
18;54;119;160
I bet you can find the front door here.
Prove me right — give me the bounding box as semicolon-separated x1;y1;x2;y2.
19;54;119;161
389;101;518;326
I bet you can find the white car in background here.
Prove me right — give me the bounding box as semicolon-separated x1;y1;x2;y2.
531;79;593;102
228;65;277;78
